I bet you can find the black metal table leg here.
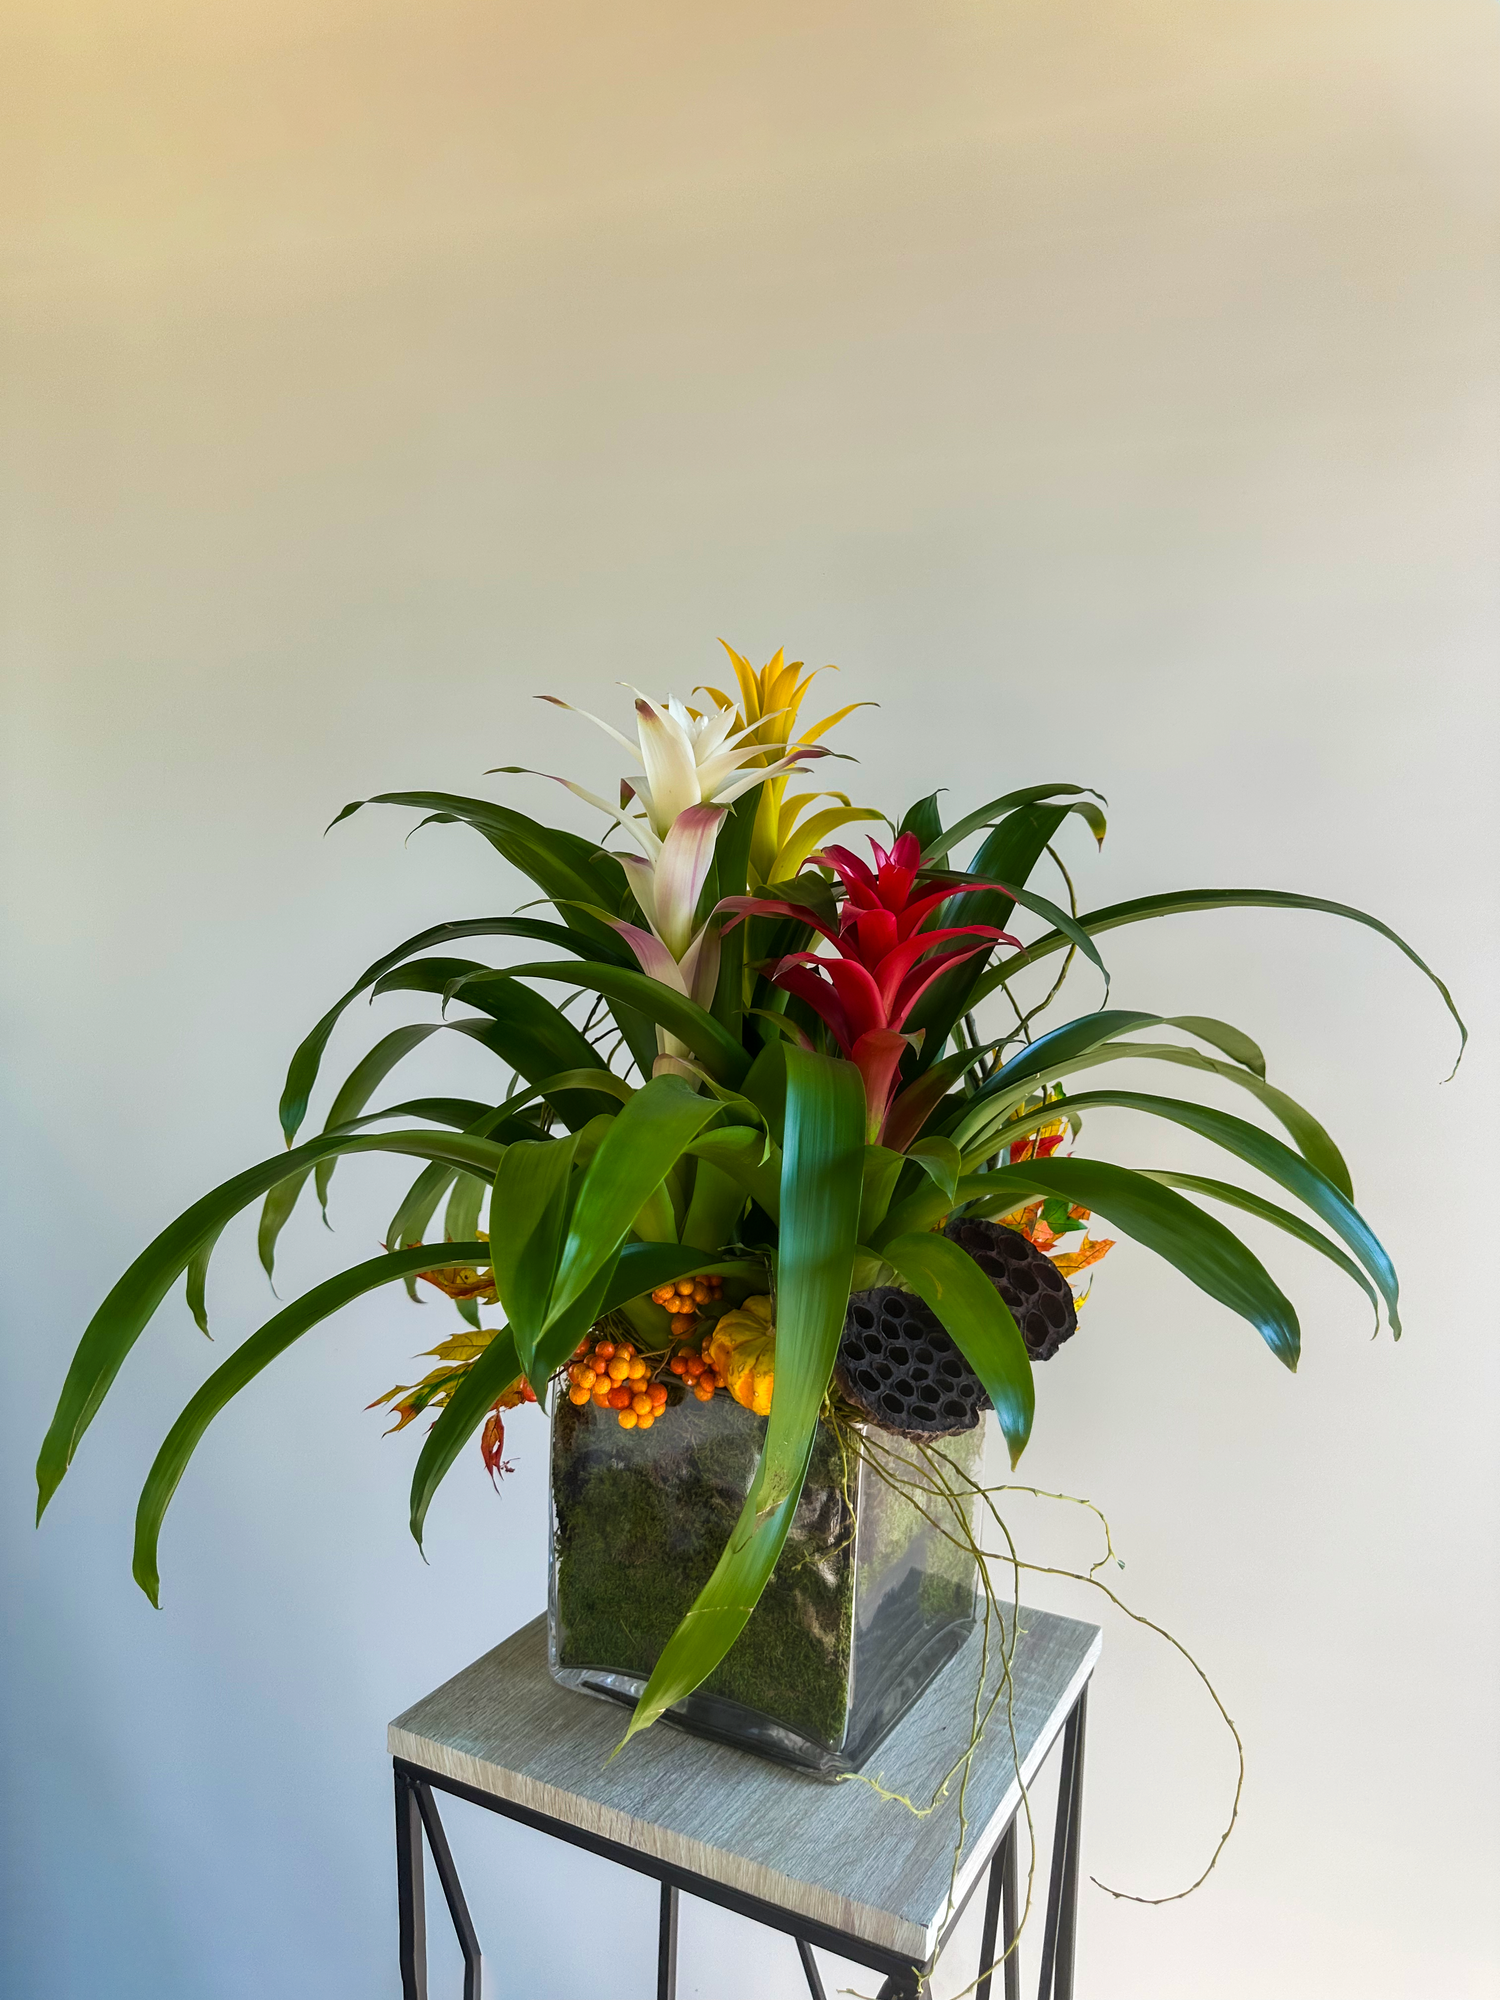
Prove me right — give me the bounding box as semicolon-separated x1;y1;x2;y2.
657;1880;679;2000
1036;1693;1086;2000
396;1768;428;2000
976;1819;1022;2000
413;1781;484;2000
976;1829;1005;2000
391;1670;1091;2000
797;1936;829;2000
1000;1814;1020;2000
1052;1687;1088;2000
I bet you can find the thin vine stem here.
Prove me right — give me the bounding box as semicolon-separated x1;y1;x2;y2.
827;1422;1246;1988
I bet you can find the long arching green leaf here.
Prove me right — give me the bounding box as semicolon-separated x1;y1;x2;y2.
451;963;752;1088
1140;1172;1380;1331
622;1050;865;1745
985;880;1108;991
184;1229;223;1337
277;915;629;1143
954;1040;1352;1199
132;1242;493;1605
944;1010;1294;1146
260;1096;498;1287
881;1230;1034;1463
36;1127;511;1519
682;1127;783;1223
260;1026;448;1278
328;792;627;920
444;1171;488;1258
956;1157;1302;1368
918;783;1107;865
968;890;1466;1077
492;1136;580;1384
752;1048;867;1515
547;1077;727;1330
904;801;1085;1064
980;1089;1398;1332
312;1025;446;1212
381;1099;554;1296
386;1163;458;1277
373;959;619;1130
946;1009;1172;1118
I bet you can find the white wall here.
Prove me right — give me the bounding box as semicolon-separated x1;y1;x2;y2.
3;3;1497;1995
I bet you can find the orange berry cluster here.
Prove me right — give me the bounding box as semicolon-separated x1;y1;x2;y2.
649;1272;725;1337
565;1337;670;1431
667;1341;724;1402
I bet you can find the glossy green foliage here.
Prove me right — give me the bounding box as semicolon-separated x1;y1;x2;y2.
623;1050;866;1742
133;1242;493;1604
38;729;1459;1750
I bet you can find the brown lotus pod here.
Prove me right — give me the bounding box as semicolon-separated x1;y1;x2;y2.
943;1216;1078;1361
834;1288;989;1438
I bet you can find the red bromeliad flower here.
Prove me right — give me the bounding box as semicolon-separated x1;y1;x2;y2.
721;832;1019;1141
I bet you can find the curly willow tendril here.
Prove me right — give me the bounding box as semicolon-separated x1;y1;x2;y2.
825;1416;1035;2000
932;1442;1246;1908
821;1414;1246;1996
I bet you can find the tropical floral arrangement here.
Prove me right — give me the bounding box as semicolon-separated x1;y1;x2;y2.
37;646;1461;1772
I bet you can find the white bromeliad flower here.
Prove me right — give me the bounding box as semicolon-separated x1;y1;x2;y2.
538;686;827;853
498;687;829;1019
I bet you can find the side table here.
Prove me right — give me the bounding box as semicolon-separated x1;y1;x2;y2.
389;1607;1100;1999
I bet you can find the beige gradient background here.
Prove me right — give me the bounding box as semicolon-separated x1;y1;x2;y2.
3;3;1498;1995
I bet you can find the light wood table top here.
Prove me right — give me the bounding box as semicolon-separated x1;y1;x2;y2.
390;1607;1100;1963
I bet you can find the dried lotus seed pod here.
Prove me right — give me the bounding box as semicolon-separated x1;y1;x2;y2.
942;1216;1078;1361
833;1288;988;1439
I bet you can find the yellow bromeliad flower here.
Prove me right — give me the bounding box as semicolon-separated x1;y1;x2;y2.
701;644;882;888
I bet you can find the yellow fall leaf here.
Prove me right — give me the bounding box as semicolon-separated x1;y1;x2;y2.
1051;1236;1116;1279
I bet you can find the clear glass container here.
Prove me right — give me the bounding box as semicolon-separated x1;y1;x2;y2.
548;1391;983;1778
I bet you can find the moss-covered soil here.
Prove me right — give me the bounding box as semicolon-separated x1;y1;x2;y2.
551;1395;857;1746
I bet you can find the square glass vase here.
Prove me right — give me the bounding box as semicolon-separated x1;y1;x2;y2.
548;1391;983;1779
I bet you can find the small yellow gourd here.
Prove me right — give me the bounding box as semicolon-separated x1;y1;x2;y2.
703;1295;776;1416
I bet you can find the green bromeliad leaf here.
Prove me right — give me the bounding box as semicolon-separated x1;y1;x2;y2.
448;962;752;1087
373;959;620;1130
683;1126;783;1224
898;791;945;850
956;1156;1303;1369
132;1242;493;1605
968;889;1466;1076
36;1127;513;1520
968;1088;1397;1333
916;783;1107;866
491;1135;580;1387
327;792;628;927
621;1049;865;1746
277;913;631;1144
311;1025;447;1212
952;1038;1352;1199
904;800;1088;1063
546;1077;727;1333
1140;1171;1381;1332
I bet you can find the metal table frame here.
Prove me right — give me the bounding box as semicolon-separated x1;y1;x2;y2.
394;1680;1089;2000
